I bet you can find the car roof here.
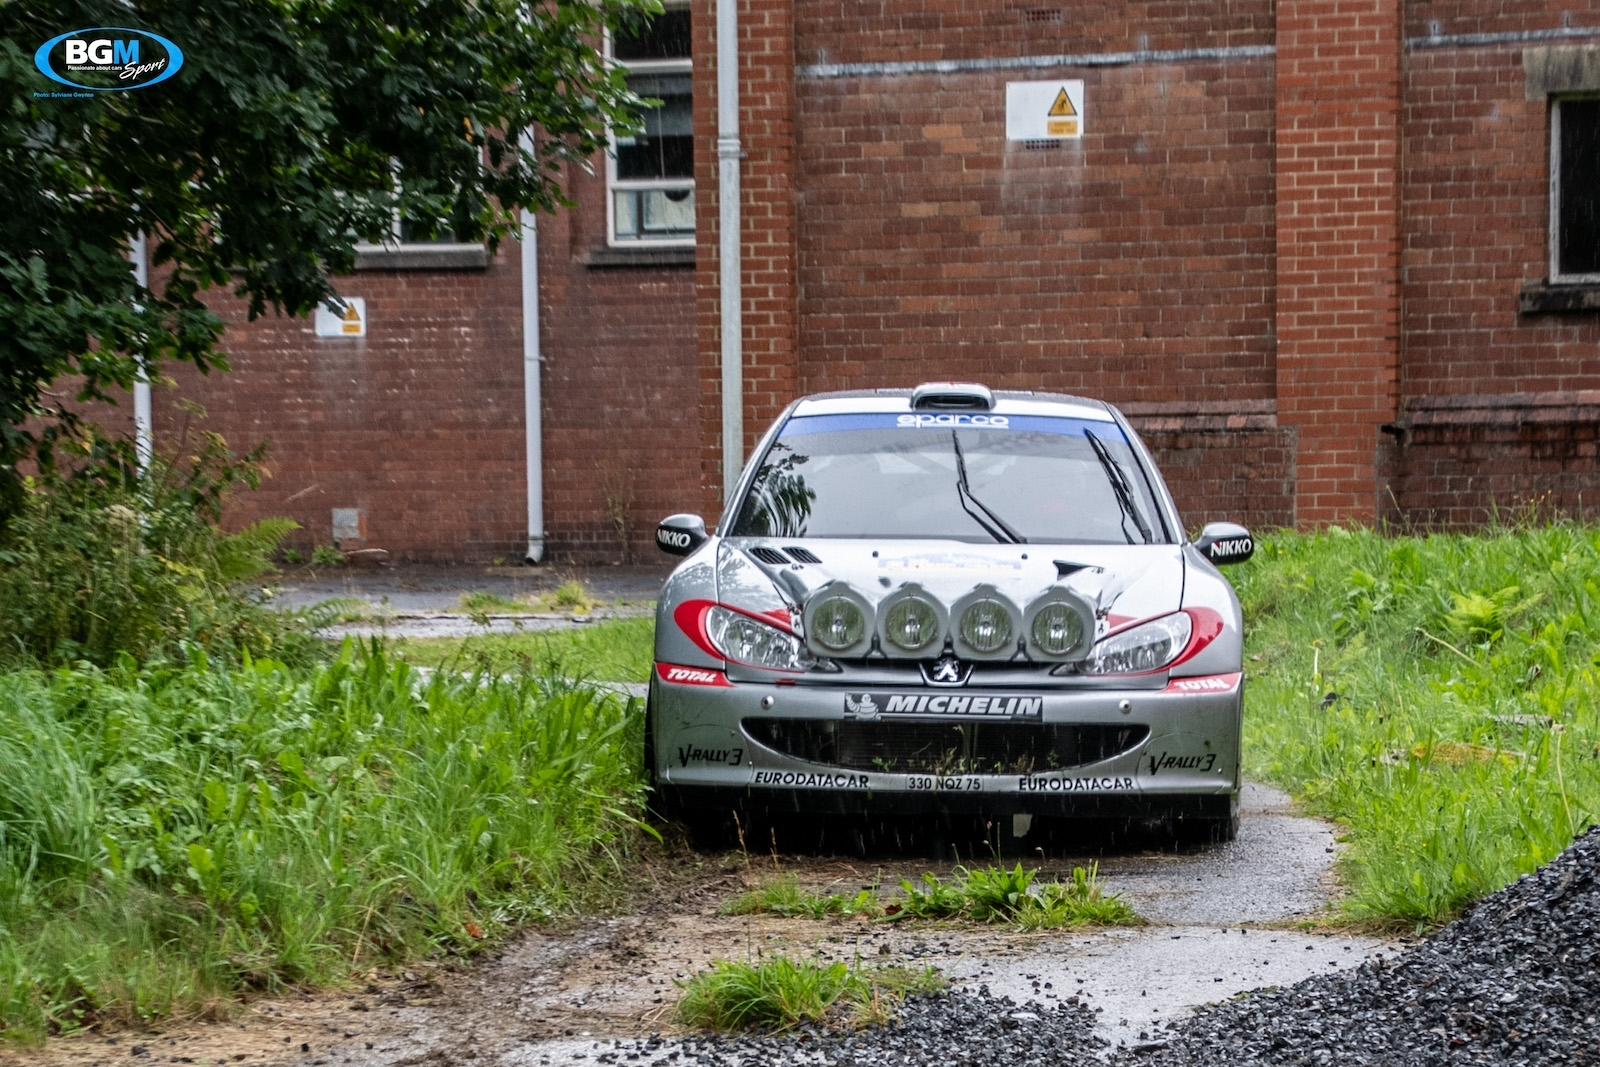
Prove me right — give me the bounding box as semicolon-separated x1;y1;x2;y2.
789;389;1119;422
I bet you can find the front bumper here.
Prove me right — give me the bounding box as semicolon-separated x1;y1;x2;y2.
650;665;1242;816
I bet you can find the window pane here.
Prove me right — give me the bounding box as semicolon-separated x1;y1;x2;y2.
398;217;456;244
613;188;695;240
613;9;691;61
1559;99;1600;276
616;74;692;180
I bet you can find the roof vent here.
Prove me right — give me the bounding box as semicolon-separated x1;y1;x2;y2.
910;381;995;411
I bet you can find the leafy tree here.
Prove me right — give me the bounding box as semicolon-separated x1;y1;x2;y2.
0;0;653;516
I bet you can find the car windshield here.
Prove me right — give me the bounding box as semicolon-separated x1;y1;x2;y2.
729;412;1172;544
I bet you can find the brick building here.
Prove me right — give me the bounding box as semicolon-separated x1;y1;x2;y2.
160;0;1600;561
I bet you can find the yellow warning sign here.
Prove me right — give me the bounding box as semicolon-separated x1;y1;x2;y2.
314;296;367;338
1006;81;1085;141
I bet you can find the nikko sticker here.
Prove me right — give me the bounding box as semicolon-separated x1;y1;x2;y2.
35;28;184;91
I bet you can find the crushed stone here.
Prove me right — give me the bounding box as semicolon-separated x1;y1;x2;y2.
560;988;1104;1066
1129;825;1600;1065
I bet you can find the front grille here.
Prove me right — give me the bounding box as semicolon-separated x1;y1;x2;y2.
742;718;1149;776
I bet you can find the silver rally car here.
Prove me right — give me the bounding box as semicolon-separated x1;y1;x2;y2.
649;382;1255;844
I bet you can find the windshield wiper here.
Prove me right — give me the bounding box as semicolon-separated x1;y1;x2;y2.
951;431;1026;544
1083;428;1152;545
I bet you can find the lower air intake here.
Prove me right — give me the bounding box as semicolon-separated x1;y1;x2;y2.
742;718;1149;776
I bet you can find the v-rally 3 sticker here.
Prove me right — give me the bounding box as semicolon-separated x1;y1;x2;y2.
845;692;1044;718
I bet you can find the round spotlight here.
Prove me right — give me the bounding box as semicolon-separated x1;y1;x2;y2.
884;597;939;652
1031;602;1084;656
959;598;1013;653
809;596;866;652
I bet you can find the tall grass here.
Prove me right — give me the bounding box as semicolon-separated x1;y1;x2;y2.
0;429;304;668
0;643;648;1039
1235;524;1600;923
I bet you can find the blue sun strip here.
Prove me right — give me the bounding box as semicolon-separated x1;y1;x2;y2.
778;412;1128;441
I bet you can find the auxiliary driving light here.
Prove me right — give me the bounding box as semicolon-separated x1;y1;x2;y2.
884;596;939;652
958;598;1012;653
804;584;874;657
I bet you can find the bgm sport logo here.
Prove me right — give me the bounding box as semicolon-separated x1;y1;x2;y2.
35;28;184;91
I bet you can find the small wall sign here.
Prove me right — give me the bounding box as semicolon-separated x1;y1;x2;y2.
314;297;367;338
1006;80;1086;140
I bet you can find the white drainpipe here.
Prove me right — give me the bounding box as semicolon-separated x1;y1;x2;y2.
717;0;743;503
519;172;546;563
129;231;153;472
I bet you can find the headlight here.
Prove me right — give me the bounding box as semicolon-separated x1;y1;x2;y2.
958;598;1013;653
1031;603;1084;656
1082;612;1193;675
808;595;866;652
706;606;811;671
883;596;939;653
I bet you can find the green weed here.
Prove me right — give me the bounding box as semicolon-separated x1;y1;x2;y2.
675;957;944;1032
310;545;344;567
0;642;649;1040
391;617;654;683
455;582;599;624
539;580;596;613
1235;524;1600;924
717;875;880;919
887;863;1137;928
724;864;1138;930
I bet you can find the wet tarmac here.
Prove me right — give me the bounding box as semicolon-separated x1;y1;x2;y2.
270;563;673;614
7;785;1393;1067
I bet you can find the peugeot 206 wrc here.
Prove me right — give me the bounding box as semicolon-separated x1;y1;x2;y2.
648;382;1255;844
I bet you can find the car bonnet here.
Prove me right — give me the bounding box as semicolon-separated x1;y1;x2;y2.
715;538;1186;643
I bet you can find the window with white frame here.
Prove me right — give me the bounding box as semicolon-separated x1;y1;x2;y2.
1552;96;1600;281
608;5;694;245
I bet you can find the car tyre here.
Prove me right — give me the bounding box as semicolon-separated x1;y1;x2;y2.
1171;812;1239;849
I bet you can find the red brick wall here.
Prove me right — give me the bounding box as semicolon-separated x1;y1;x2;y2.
1275;0;1403;526
1399;11;1600;400
163;161;700;564
1390;1;1600;526
1125;403;1298;532
790;0;1278;409
162;256;530;562
538;163;702;563
1393;393;1600;526
694;0;803;522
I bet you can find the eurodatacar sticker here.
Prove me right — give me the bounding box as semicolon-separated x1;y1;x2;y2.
1006;81;1086;141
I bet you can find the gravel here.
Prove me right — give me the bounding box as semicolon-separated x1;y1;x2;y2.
555;827;1600;1066
561;988;1105;1066
1130;825;1600;1065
